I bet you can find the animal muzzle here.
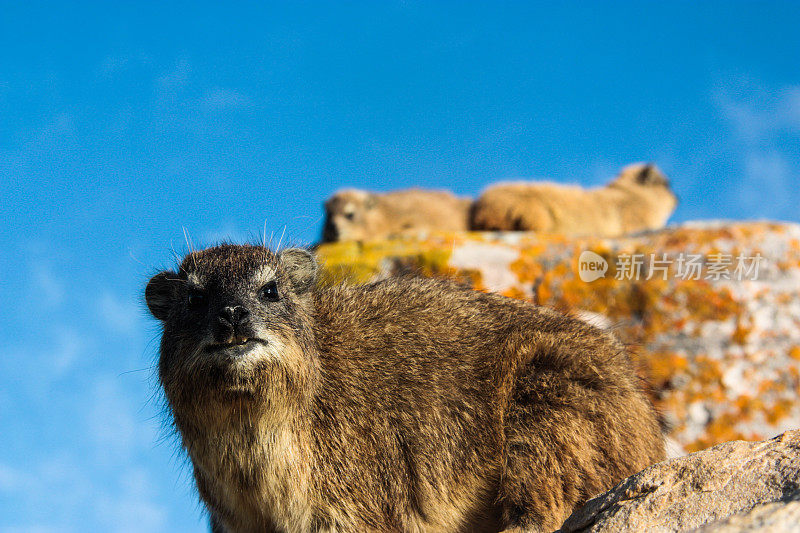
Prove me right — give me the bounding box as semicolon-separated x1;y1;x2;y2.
322;220;339;242
213;305;254;344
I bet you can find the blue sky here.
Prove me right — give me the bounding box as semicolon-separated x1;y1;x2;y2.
1;2;799;531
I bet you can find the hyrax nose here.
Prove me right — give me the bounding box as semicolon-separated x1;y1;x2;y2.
218;305;250;327
322;220;339;241
215;305;251;343
217;305;250;329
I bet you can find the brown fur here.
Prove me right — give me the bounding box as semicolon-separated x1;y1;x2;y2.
322;188;471;243
146;244;665;532
470;164;677;237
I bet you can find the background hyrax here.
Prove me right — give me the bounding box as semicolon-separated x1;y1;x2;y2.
322;188;471;242
146;244;665;533
470;163;678;237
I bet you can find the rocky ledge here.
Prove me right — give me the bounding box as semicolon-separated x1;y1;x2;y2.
559;430;800;532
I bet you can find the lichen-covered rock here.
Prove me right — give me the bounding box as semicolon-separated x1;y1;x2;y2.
316;222;800;451
557;430;800;532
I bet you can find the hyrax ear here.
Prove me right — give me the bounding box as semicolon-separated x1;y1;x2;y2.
278;248;318;294
636;164;666;185
145;271;179;321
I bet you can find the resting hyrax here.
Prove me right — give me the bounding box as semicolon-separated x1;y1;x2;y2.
322;188;471;242
470;163;678;237
146;244;665;532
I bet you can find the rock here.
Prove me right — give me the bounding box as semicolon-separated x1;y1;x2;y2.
317;222;800;451
695;498;800;533
558;430;800;532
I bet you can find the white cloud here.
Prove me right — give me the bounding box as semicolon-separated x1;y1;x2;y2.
715;82;800;220
49;327;83;376
32;264;64;306
97;292;140;336
0;526;62;533
0;463;29;493
0;370;172;532
200;87;253;110
0;457;168;532
0;454;91;531
88;376;157;462
155;59;191;93
718;85;800;143
739;151;793;216
95;467;169;533
6;326;88;397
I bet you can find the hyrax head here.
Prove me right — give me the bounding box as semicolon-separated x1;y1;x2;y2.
145;245;318;400
322;189;380;242
614;163;678;204
615;163;672;189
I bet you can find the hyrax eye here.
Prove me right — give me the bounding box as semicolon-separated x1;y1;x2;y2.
260;281;280;302
187;289;206;308
344;211;355;221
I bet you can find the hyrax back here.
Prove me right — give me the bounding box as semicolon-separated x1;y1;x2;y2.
470;163;677;237
146;244;665;532
322;188;471;243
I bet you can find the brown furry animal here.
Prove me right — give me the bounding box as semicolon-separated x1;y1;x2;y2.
145;244;665;533
322;188;471;242
470;164;677;237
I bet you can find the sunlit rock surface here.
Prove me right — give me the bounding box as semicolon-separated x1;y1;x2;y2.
317;221;800;452
558;430;800;532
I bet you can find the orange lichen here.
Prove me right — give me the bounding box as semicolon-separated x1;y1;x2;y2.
789;346;800;361
732;318;752;345
501;286;529;301
733;395;764;422
508;244;548;285
687;412;753;453
645;352;689;388
765;398;795;425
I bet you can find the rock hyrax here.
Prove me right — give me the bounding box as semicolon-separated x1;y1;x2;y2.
322;188;471;242
145;244;665;532
470;163;678;237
